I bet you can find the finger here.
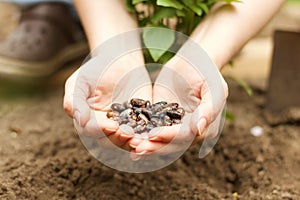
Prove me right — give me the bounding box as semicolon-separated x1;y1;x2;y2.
128;137;143;149
121;142;132;151
133;140;190;156
116;124;135;140
190;82;227;136
97;132;132;151
96;133;127;150
64;70;91;127
148;123;194;144
107;132;128;148
75;112;119;138
201;110;223;139
96;124;134;150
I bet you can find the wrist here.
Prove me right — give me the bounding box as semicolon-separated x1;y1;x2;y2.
200;45;224;71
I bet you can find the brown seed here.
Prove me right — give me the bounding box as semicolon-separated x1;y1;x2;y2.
141;109;152;120
106;111;114;119
172;119;182;124
166;110;182;119
177;108;185;116
120;119;129;125
127;120;137;128
138;114;149;124
131;114;138;121
167;103;179;109
123;102;133;109
153;101;167;106
164;119;172;126
146;124;155;131
111;103;125;112
130;98;147;108
133;107;142;115
152;101;168;112
107;99;185;134
134;125;146;133
113;117;122;124
145;100;151;108
164;115;172;126
120;109;133;119
137;119;146;126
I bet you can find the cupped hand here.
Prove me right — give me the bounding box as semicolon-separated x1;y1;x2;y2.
129;55;228;158
64;52;152;150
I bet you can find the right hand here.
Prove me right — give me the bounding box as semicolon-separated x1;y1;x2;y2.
63;52;152;150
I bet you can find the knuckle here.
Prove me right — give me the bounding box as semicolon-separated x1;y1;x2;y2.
63;99;73;116
223;81;229;98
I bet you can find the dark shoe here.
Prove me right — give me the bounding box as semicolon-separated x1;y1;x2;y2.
0;3;88;78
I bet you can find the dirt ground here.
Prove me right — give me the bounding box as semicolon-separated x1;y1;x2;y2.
0;80;299;200
0;2;300;200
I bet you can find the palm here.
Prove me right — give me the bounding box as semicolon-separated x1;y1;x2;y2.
64;53;152;150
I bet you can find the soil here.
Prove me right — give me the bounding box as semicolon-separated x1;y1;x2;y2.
0;80;299;200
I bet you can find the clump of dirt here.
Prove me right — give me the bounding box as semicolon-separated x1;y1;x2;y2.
0;81;299;200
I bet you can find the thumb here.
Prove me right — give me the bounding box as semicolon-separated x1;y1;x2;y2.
63;71;91;127
190;84;227;137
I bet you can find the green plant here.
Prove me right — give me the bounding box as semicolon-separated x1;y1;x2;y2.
126;0;241;63
126;0;251;122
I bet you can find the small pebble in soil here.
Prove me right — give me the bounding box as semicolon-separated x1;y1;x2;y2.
250;126;264;137
107;98;185;134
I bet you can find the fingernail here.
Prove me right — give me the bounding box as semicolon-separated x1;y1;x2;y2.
129;138;142;147
197;118;207;135
136;150;148;155
121;133;134;138
119;124;134;137
131;152;142;161
104;128;117;134
149;136;158;141
74;111;81;126
132;156;141;161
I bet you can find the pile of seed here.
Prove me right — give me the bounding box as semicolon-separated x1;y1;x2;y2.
106;98;185;134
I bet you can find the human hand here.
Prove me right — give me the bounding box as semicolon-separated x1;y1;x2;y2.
129;54;228;158
64;52;152;150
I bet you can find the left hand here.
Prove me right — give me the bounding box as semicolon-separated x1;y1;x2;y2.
128;55;228;159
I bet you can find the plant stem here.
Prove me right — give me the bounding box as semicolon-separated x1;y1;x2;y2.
188;11;195;35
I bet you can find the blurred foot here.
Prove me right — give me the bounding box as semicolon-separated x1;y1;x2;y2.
0;3;88;79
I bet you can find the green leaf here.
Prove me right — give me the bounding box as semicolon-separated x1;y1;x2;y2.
225;112;236;122
138;18;150;27
143;27;175;62
236;79;253;96
228;60;234;67
176;9;186;17
158;51;175;64
125;0;136;12
216;0;242;3
151;7;177;23
157;0;185;10
228;76;253;96
207;1;215;6
182;0;203;16
197;1;209;14
132;0;147;4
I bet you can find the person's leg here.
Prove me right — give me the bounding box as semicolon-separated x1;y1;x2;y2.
0;1;88;79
